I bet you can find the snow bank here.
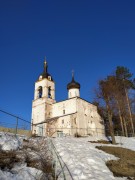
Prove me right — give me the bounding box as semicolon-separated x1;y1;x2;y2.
0;133;52;180
0;163;44;180
116;136;135;151
84;135;135;151
53;136;134;180
0;132;24;151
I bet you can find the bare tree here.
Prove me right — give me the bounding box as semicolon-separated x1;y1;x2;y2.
94;66;135;138
95;79;116;144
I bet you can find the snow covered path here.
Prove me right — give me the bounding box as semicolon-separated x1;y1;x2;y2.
53;137;131;180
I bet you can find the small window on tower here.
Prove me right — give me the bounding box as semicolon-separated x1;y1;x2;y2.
48;86;52;98
38;86;42;98
74;118;76;124
62;119;64;124
63;110;65;114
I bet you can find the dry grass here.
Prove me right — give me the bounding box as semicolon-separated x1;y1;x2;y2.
0;126;32;137
0;150;20;170
96;146;135;178
0;137;54;179
22;138;55;177
88;140;111;144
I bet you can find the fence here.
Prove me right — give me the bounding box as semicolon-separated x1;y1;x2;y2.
0;109;32;137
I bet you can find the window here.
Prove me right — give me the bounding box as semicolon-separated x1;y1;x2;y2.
48;86;52;98
38;86;42;98
62;119;64;124
63;110;65;114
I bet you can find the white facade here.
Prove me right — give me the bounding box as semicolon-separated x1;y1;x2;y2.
31;61;105;137
68;88;80;98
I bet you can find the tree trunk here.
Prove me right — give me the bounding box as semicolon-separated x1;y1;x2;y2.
124;88;134;136
116;99;125;136
106;103;116;144
123;117;128;137
119;113;124;136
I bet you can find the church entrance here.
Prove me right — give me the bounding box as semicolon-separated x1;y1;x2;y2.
38;124;43;136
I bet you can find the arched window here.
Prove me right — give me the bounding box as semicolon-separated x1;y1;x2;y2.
48;86;52;98
38;86;43;98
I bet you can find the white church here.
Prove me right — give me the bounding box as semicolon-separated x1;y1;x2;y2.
31;60;105;137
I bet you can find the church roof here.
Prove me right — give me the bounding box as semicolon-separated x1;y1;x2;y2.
38;60;54;81
67;72;80;90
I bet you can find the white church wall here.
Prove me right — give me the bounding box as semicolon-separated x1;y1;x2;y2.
57;116;71;135
76;98;105;136
54;113;78;136
32;98;46;124
32;100;46;135
52;98;77;117
68;88;80;98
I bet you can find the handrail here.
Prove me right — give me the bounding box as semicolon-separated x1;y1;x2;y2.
48;137;74;180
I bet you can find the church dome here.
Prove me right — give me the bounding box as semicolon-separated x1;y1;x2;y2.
41;71;52;80
38;60;53;81
67;73;80;90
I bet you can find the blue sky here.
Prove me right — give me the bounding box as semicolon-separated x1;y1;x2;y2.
0;0;135;122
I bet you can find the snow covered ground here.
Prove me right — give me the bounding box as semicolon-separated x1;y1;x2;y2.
53;136;135;180
0;132;50;180
0;132;25;151
0;164;43;180
0;132;135;180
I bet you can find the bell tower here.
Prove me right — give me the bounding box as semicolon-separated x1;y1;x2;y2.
31;60;55;136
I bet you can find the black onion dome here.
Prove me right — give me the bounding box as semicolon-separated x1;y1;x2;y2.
39;60;53;81
67;73;80;90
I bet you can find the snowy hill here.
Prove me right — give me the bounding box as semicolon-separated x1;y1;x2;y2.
53;136;135;180
0;132;135;180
